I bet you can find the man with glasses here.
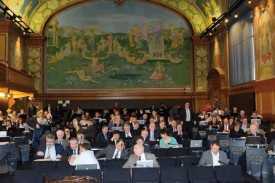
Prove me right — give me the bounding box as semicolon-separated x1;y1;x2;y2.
36;134;64;160
64;137;79;158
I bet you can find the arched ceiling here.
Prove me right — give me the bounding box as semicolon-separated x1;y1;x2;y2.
2;0;222;35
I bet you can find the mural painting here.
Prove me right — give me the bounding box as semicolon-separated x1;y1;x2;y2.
9;35;25;71
45;1;192;89
256;1;275;79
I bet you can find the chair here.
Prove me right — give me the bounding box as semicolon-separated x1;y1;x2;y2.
55;160;75;169
74;169;102;182
14;170;44;183
176;156;199;167
157;157;176;168
167;148;188;157
132;168;160;183
161;167;188;183
44;169;74;181
152;148;167;157
104;159;126;168
103;168;131;183
215;165;245;183
32;161;56;170
188;166;217;183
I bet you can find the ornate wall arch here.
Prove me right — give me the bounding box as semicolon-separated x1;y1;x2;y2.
27;0;208;35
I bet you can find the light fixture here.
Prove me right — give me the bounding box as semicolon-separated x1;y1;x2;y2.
7;93;11;98
0;92;6;97
224;18;229;23
234;13;238;18
247;0;252;4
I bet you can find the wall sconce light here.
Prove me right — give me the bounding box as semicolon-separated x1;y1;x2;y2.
234;13;238;18
0;92;5;97
6;93;11;98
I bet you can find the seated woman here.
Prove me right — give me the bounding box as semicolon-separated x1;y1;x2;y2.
159;129;180;148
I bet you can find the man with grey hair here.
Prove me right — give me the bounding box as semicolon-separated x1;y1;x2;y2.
55;130;69;150
123;144;159;168
247;124;265;144
64;137;79;158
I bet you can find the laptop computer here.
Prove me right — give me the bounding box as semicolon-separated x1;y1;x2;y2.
0;131;7;137
111;126;123;131
190;140;203;148
251;119;261;125
246;136;261;145
199;120;207;126
136;160;153;168
137;120;146;125
75;164;97;170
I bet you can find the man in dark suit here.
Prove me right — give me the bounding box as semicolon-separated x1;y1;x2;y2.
95;139;129;160
180;102;194;137
36;134;64;160
77;119;97;141
63;138;80;161
120;123;137;148
172;123;189;145
96;125;109;148
199;140;228;166
123;144;159;168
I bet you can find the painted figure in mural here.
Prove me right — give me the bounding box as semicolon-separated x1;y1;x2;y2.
98;36;108;52
82;51;109;73
66;66;100;83
260;22;271;64
88;31;96;52
149;61;165;80
71;33;78;55
128;31;135;48
107;33;113;53
170;29;180;49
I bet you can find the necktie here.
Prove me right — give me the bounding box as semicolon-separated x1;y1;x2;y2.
138;156;141;160
47;147;51;159
73;149;77;155
114;151;119;159
104;134;107;140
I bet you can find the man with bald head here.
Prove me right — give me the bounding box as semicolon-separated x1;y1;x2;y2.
123;144;159;168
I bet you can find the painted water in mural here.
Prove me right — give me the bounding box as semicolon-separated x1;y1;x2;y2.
45;1;191;89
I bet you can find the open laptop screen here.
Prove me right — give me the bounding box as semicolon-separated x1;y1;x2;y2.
190;140;203;148
136;160;153;168
0;131;7;137
251;119;261;125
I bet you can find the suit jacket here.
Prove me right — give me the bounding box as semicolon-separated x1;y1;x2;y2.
95;144;129;160
96;132;109;143
55;139;69;150
122;153;159;168
148;130;159;140
266;139;275;152
199;150;228;166
63;146;79;158
180;107;194;122
265;131;275;144
229;129;246;138
172;131;189;144
37;144;64;159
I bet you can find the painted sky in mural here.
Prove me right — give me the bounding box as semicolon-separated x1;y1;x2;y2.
45;1;192;89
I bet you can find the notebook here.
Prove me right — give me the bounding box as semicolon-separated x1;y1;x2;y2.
190;140;203;148
75;164;97;170
136;160;153;168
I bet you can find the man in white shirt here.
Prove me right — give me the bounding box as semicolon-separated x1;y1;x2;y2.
69;143;100;169
199;140;228;166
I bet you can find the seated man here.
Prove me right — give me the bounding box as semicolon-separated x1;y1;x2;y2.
96;125;109;148
55;130;69;150
69;143;100;169
77;132;90;144
130;135;151;154
95;139;129;160
247;124;265;144
37;134;64;160
199;140;228;166
64;138;79;158
123;144;159;168
108;130;120;145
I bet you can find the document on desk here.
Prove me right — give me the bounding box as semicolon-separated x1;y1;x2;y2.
34;159;61;161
